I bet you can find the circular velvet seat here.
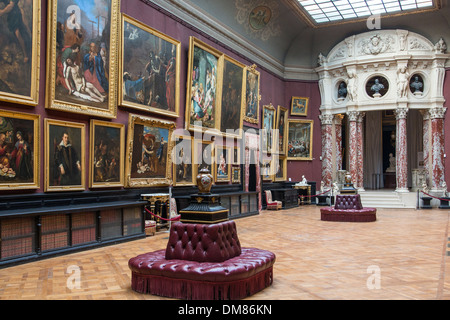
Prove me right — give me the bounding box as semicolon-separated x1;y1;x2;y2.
320;194;377;222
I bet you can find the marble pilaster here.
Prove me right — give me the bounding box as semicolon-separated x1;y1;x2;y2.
319;113;334;188
395;108;408;192
429;106;446;191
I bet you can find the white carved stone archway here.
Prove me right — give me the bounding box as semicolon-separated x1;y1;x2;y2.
315;29;449;193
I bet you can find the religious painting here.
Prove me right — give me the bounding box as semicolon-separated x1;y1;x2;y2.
0;1;41;106
0;110;39;190
173;135;194;186
215;145;230;182
119;14;181;118
219;56;245;138
291;96;309;116
243;65;260;124
274;156;286;181
193;139;214;177
89;120;124;188
46;0;120;118
45;119;86;192
186;37;223;133
232;165;241;184
125;114;175;188
287;119;313;161
262;104;276;153
276;105;288;155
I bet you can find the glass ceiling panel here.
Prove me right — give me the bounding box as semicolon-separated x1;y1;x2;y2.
297;0;434;24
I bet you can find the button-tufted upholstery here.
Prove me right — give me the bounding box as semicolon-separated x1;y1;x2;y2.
165;221;241;262
320;194;376;222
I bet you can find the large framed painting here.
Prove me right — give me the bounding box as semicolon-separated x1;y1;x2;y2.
243;64;260;125
214;145;230;182
45;119;86;192
193;139;214;177
186;37;223;133
0;110;40;190
46;0;120;118
119;14;181;118
0;1;41;106
173;135;194;186
276;105;288;155
274;156;287;181
291;96;309;116
219;56;245;138
287;119;313;160
125;114;175;188
262;104;276;153
89;120;125;188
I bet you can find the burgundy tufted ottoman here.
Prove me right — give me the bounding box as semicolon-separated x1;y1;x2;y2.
320;194;376;222
128;221;276;300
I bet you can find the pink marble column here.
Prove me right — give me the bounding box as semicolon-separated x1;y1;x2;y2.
395;108;408;192
420;110;430;183
320;113;334;188
347;111;359;188
429;106;446;191
334;114;344;172
356;112;365;190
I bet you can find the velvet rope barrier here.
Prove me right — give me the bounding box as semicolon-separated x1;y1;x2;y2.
145;207;180;221
298;189;331;198
421;190;449;202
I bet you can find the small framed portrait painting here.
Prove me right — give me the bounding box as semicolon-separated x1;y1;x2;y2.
291;96;309;116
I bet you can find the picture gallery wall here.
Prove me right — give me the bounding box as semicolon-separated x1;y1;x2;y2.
0;0;322;195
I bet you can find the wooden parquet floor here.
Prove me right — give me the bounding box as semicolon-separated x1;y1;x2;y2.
1;205;450;300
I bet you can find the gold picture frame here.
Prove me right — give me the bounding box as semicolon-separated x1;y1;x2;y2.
45;119;86;192
0;1;41;106
173;135;195;186
45;0;120;118
276;105;288;155
119;14;181;118
243;64;260;125
219;55;245;138
261;156;273;182
262;104;276;153
89;120;125;188
0;109;40;190
214;145;231;183
291;96;309;116
125;114;175;188
232;165;241;184
185;36;224;134
274;156;287;181
287;119;313;160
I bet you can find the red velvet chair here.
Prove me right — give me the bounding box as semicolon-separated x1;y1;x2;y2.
265;190;282;210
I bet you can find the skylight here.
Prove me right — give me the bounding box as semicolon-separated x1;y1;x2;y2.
297;0;435;24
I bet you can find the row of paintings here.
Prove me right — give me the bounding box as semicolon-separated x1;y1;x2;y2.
0;109;243;191
0;1;260;134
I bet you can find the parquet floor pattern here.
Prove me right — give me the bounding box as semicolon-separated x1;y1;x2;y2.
1;206;450;300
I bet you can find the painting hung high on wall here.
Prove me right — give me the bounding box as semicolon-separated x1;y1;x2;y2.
46;0;120;118
291;96;309;116
119;14;181;118
287;119;313;160
0;110;40;190
89;120;124;188
173;135;194;186
45;119;86;192
262;104;275;153
0;1;41;106
276;105;288;155
125;114;175;188
186;37;223;133
243;64;260;125
219;56;245;137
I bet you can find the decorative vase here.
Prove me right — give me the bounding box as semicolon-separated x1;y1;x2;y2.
196;167;213;194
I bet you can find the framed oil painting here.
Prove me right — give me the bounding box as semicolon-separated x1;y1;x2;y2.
219;56;245;138
186;37;223;133
287;119;313;160
232;165;241;184
46;0;120;118
262;104;276;153
291;96;309;116
0;110;40;190
45;119;86;192
215;145;230;182
193;139;214;178
261;156;273;182
276;105;288;155
125;114;175;188
119;14;181;118
173;135;194;186
89;120;124;188
274;156;287;181
243;64;260;125
0;1;41;106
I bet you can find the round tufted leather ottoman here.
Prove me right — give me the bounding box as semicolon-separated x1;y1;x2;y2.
320;194;376;222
